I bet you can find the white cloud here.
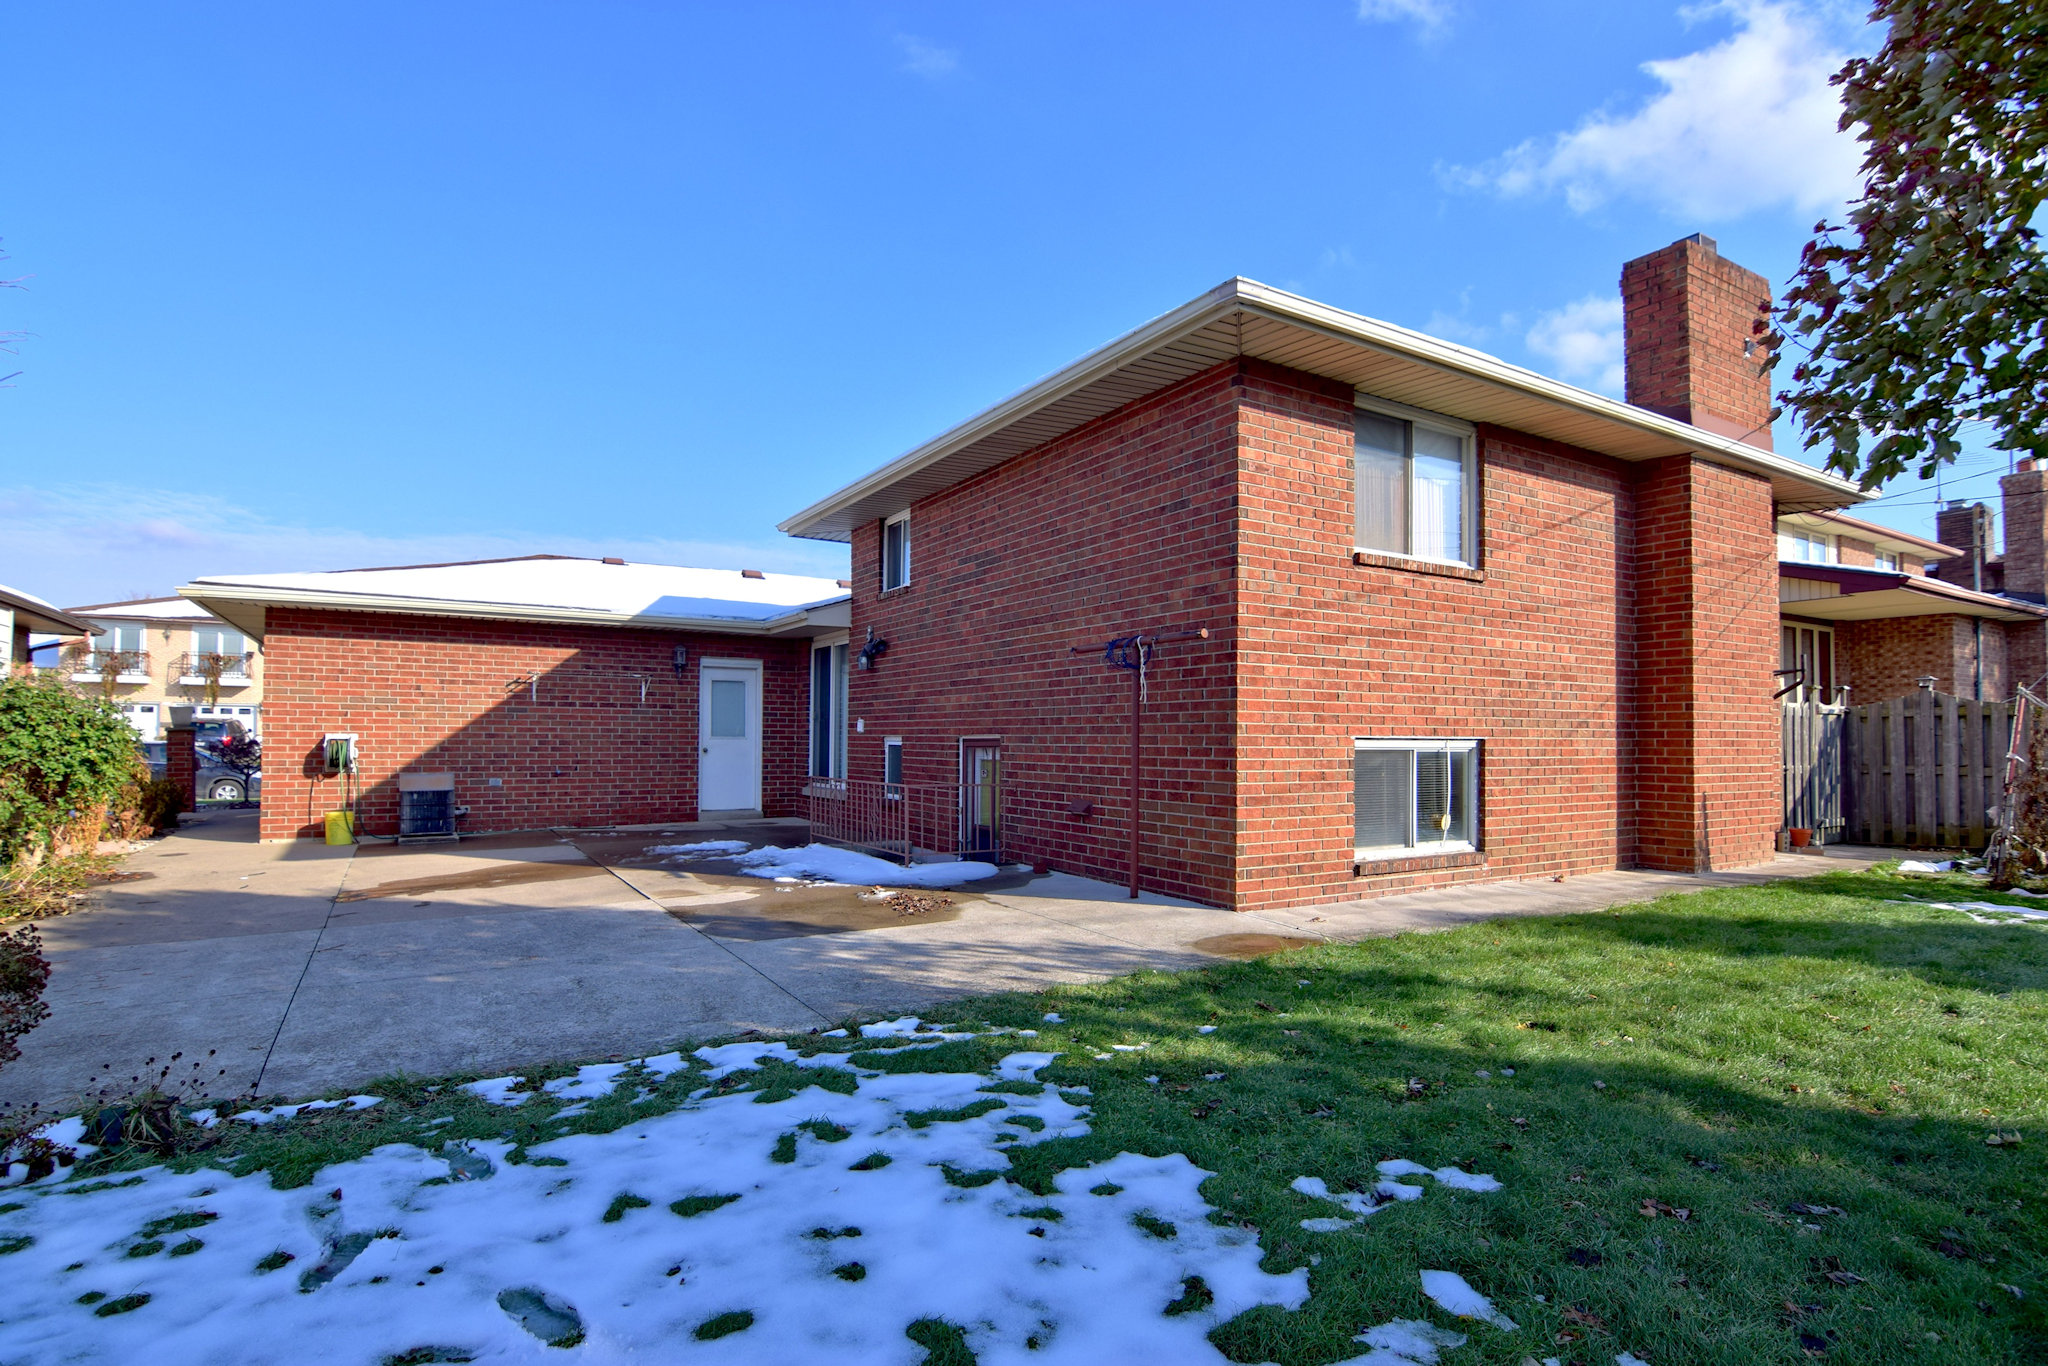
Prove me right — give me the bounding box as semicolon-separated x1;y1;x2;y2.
1357;0;1453;34
1525;295;1626;394
0;485;849;609
894;34;960;79
1454;1;1870;220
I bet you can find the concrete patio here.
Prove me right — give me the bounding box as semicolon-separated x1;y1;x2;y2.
0;810;1886;1110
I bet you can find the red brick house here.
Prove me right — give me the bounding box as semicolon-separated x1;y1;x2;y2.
777;235;1870;911
182;556;850;841
1776;502;2048;707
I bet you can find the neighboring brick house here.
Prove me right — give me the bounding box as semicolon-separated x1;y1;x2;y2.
1776;496;2048;708
777;235;1869;911
181;556;849;841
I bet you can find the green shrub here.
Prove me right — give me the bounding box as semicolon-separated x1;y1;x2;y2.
0;676;141;864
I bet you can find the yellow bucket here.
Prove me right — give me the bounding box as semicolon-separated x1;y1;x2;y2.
324;811;356;846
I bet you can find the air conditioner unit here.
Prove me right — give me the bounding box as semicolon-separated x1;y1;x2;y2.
397;771;457;841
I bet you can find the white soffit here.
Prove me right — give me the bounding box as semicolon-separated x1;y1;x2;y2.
780;278;1870;543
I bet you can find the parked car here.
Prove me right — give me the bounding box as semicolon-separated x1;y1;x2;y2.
140;734;263;804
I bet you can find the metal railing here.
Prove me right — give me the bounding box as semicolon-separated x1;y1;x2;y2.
804;777;1005;865
176;651;254;681
64;647;148;679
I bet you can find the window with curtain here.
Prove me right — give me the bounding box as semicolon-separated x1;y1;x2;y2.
1353;739;1479;856
809;642;849;778
1355;402;1473;565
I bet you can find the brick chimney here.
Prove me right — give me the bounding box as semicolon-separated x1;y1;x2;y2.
1933;500;1994;592
2001;459;2047;603
1621;233;1775;449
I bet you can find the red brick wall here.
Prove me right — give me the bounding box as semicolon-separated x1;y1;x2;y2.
165;726;198;813
1231;374;1644;908
1631;457;1779;872
843;361;1242;905
847;357;1781;908
1834;613;2016;703
1622;236;1775;447
257;607;808;840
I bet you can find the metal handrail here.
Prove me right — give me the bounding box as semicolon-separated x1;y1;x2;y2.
804;777;1004;866
65;647;149;676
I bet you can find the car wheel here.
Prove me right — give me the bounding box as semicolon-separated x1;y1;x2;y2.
209;779;246;802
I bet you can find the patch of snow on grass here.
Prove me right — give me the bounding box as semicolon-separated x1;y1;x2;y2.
733;843;1002;889
1376;1159;1503;1193
858;1017;926;1038
0;1051;1305;1363
459;1077;532;1107
637;1052;689;1077
1419;1269;1518;1330
1907;899;2048;924
541;1064;628;1102
993;1052;1059;1081
231;1096;382;1125
1340;1318;1468;1364
1896;859;1953;873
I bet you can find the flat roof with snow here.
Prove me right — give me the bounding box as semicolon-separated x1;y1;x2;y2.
180;555;852;641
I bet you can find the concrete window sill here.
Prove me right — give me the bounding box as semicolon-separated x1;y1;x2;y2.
1351;550;1485;583
1352;849;1487;877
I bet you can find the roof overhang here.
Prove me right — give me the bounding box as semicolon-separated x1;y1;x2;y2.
0;586;99;637
780;277;1871;543
178;584;851;644
1779;564;2047;623
1778;509;1960;560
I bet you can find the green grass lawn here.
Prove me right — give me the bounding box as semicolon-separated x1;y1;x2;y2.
52;866;2048;1364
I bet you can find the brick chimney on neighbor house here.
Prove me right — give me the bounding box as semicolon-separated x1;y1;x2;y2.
1934;500;1997;593
2000;459;2048;604
1621;233;1776;449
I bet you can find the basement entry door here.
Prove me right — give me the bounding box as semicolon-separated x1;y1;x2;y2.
698;660;762;812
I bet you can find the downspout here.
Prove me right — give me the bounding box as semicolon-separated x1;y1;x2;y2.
1975;618;1984;700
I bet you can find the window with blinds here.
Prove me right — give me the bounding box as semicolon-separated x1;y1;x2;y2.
1354;397;1475;566
1353;739;1478;856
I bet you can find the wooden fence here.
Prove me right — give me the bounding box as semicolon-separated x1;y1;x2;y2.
1834;692;2017;848
1782;699;1845;838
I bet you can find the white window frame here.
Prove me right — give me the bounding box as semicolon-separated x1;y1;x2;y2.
1872;548;1902;572
883;736;904;795
1353;393;1478;568
1352;737;1480;859
1776;528;1835;565
881;510;912;591
808;635;850;782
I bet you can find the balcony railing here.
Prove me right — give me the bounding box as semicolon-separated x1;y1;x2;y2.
65;648;149;682
176;651;255;686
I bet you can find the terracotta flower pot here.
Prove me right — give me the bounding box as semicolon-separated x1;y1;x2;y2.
1789;828;1813;848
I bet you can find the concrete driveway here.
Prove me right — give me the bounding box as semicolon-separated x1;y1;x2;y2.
0;811;1883;1110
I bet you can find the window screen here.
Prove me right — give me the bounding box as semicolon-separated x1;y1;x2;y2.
1354;740;1478;854
882;515;910;591
1354;403;1471;565
884;738;903;786
1352;748;1412;849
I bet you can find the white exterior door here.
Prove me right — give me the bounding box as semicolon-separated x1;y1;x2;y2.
699;661;762;812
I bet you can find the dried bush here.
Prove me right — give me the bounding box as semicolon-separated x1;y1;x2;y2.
0;925;50;1070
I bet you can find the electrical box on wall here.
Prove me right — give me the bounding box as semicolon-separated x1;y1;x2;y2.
321;733;359;774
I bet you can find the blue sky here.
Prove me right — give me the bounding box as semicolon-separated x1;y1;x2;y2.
1;0;1996;605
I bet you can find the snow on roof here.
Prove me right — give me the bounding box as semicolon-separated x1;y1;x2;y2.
183;555;850;630
0;583;99;635
67;596;222;622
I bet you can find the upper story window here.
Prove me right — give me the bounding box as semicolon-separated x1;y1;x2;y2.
1873;548;1902;572
881;511;911;591
1354;397;1476;566
1777;528;1835;564
193;626;245;658
93;623;145;655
